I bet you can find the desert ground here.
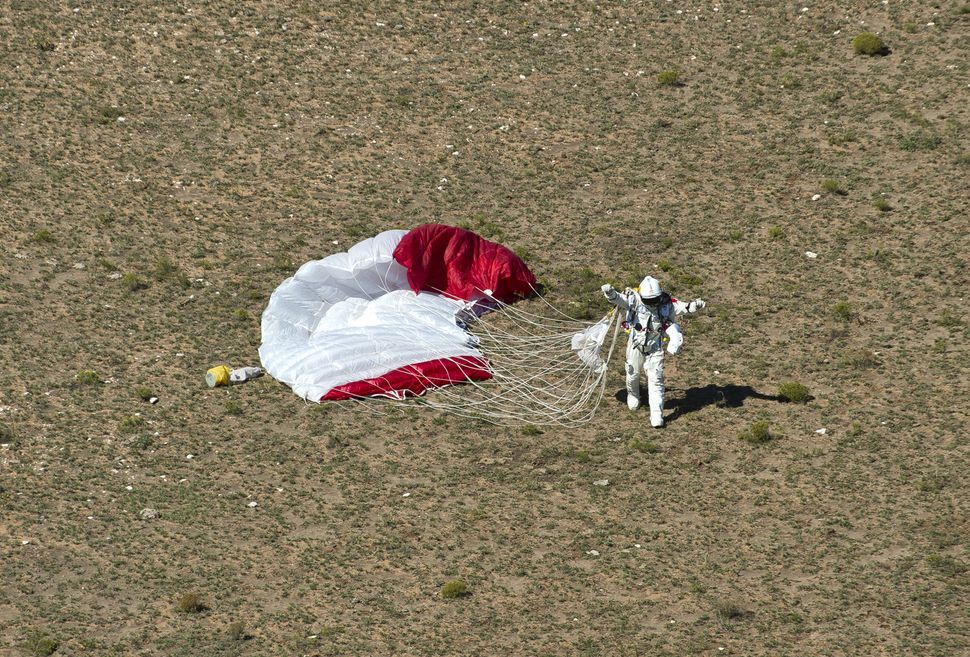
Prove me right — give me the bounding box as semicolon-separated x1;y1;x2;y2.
1;1;968;655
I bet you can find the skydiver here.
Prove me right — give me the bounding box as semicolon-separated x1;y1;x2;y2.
601;276;705;427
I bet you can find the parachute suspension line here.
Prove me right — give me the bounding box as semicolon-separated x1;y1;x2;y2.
343;284;621;427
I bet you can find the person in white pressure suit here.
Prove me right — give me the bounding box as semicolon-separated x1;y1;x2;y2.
601;276;705;427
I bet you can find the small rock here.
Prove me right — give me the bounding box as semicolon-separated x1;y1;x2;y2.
72;262;85;269
593;479;609;487
107;272;122;280
811;193;821;201
140;508;159;520
586;549;600;556
401;492;411;498
149;397;158;404
247;501;258;508
21;539;31;545
815;428;827;434
805;251;818;258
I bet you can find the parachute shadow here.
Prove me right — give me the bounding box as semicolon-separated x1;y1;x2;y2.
612;384;782;422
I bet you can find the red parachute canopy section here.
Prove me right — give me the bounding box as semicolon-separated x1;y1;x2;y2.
393;224;537;303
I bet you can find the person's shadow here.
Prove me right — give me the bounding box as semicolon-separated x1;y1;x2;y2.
614;384;784;423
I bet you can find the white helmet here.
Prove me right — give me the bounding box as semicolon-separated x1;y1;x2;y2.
639;276;662;300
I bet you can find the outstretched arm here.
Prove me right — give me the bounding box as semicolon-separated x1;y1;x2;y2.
672;297;706;315
601;284;630;311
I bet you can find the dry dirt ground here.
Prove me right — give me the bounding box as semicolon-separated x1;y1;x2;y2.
1;1;968;656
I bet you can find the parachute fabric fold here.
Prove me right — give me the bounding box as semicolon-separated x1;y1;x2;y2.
393;224;536;303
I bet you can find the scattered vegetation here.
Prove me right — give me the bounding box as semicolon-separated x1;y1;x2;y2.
899;131;942;151
852;32;889;56
75;369;99;385
778;382;811;404
96;106;124;125
440;580;469;599
841;349;881;369
176;592;206;613
926;554;967;577
225;400;243;416
23;633;58;657
131;434;154;450
935;311;964;328
628;437;660;453
135;386;153;402
767;226;784;239
521;424;543;436
873;198;892;212
117;415;145;433
738;420;773;445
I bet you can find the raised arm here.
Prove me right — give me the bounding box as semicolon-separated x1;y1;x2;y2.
601;284;630;311
672;297;706;315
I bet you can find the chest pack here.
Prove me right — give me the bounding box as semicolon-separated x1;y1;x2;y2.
625;292;672;334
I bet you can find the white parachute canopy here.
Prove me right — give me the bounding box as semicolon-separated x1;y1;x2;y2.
259;226;619;426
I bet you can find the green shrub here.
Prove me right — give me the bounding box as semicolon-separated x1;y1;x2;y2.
657;70;682;87
628;437;660;453
832;301;853;322
738;421;773;444
135;386;153;402
97;106;124;125
715;599;751;622
154;256;177;278
31;229;54;243
767;226;784;239
76;370;99;385
440;580;469;599
0;423;15;445
176;592;205;613
821;179;847;195
225;400;243;416
778;382;811;404
852;32;888;56
227;621;247;641
121;273;147;291
521;424;543;436
233;308;250;321
873;198;892;212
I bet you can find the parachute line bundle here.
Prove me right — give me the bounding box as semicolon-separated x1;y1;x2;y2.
259;225;619;427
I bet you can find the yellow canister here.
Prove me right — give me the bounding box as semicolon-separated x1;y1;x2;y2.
205;365;231;387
